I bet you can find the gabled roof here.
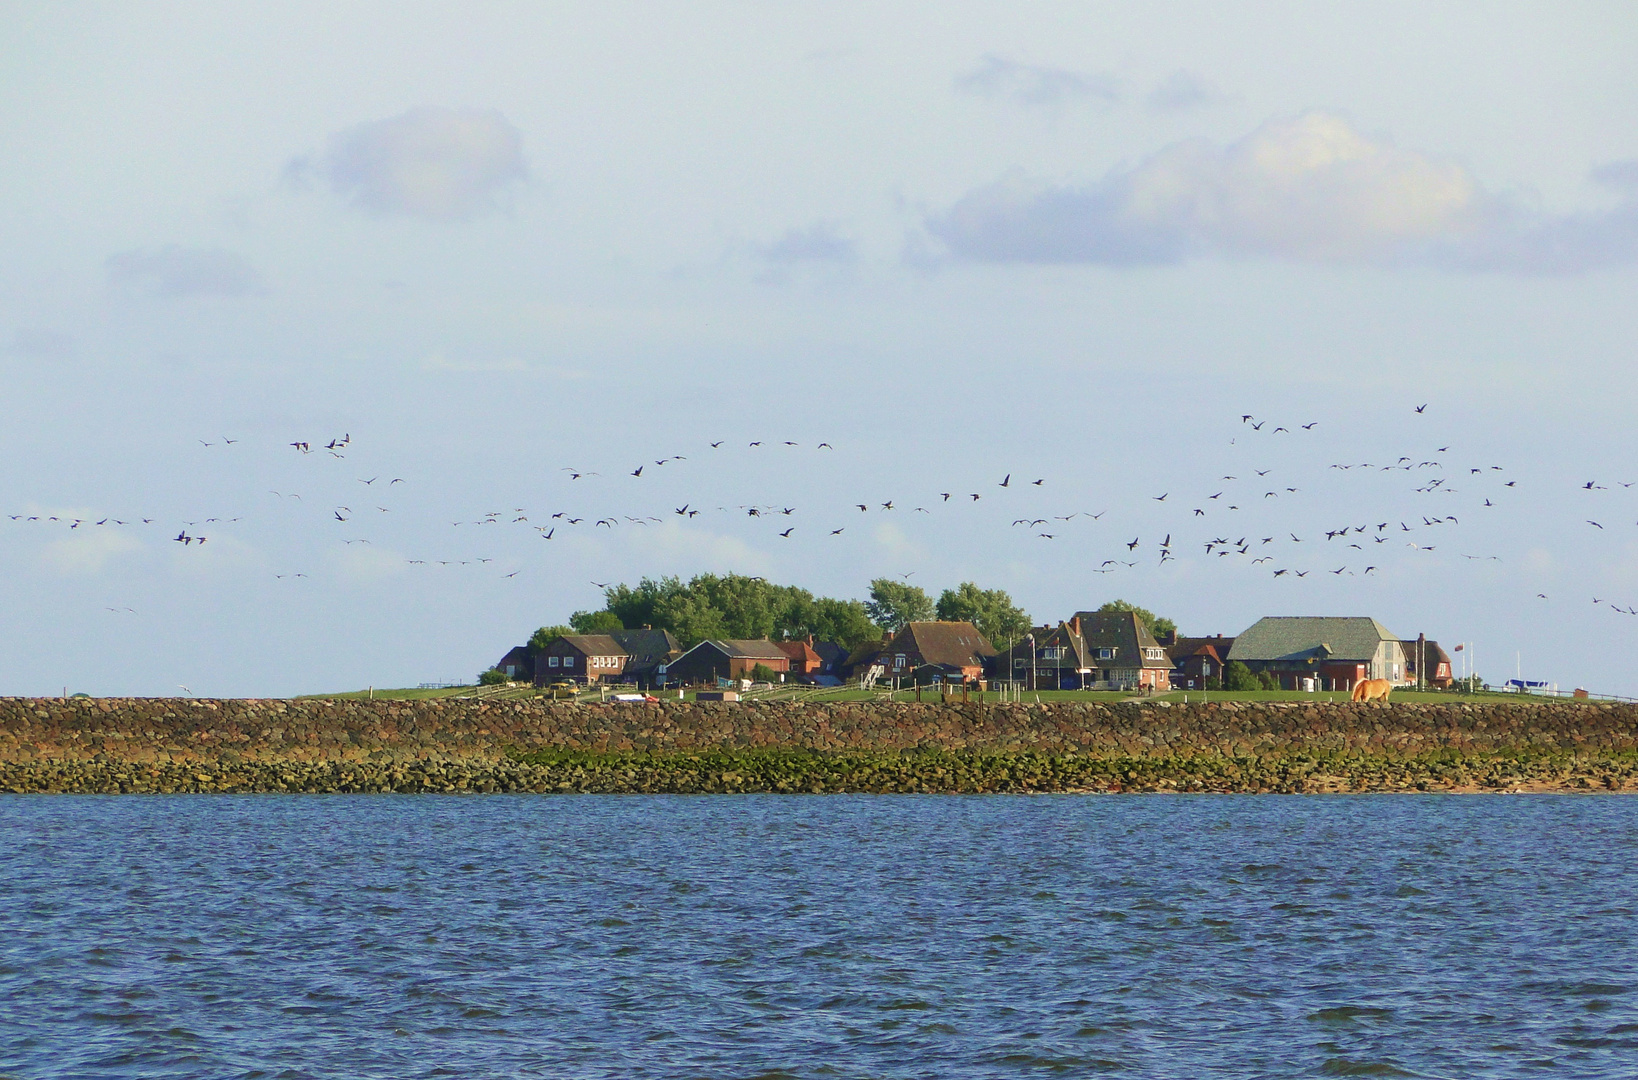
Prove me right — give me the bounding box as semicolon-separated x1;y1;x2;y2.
1165;635;1236;665
608;628;681;664
676;638;789;660
891;621;996;668
810;640;848;666
1071;611;1172;669
495;645;532;668
553;634;628;656
1229;617;1400;663
775;639;822;664
1401;639;1453;669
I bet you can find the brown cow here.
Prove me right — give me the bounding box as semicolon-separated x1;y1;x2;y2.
1351;678;1393;702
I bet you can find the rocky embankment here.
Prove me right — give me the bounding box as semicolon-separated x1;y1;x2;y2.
2;696;1635;794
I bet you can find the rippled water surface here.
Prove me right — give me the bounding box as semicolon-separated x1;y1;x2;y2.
3;795;1637;1078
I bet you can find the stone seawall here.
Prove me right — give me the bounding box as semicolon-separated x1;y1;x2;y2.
3;697;1636;793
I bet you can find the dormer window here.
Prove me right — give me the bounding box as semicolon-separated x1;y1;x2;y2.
1097;648;1114;660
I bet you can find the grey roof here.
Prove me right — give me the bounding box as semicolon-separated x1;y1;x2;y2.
553;634;627;656
705;639;790;660
1229;617;1400;663
893;622;996;668
608;628;681;665
1165;636;1235;665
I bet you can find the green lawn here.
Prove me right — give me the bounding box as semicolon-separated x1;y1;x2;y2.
295;683;1556;706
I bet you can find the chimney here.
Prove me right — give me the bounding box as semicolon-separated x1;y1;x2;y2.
1070;616;1081;636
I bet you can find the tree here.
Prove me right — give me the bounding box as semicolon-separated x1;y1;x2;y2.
800;596;881;649
750;663;778;684
1096;600;1177;640
528;625;575;653
569;609;623;634
1224;660;1260;691
935;582;1032;646
478;667;510;685
865;579;934;633
1258;670;1281;691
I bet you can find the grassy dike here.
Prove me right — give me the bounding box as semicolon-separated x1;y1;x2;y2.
5;747;1636;795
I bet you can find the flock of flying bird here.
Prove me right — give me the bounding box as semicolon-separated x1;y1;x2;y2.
7;402;1638;619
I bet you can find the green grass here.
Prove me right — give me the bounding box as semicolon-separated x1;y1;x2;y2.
294;683;1557;706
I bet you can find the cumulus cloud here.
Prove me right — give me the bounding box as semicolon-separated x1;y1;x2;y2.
295;107;528;220
955;55;1119;107
927;112;1638;273
106;245;267;297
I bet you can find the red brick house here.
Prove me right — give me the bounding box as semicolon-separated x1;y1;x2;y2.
1401;637;1454;689
776;636;825;678
1165;635;1236;690
877;621;996;682
994;612;1171;690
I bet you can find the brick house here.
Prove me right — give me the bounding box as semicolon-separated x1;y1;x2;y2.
493;645;534;682
1401;637;1454;689
662;639;792;686
876;621;996;683
1228;617;1406;691
775;636;825;679
994;612;1171;690
1165;635;1236;690
538;634;629;684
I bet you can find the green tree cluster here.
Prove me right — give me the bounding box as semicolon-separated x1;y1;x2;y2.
864;579;933;632
934;582;1032;646
1223;660;1261;691
593;574;880;650
1095;600;1177;640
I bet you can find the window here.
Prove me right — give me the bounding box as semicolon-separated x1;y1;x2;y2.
1097;648;1114;660
563;656;575;668
1041;647;1062;660
1013;658;1026;669
1145;648;1164;661
548;656;560;668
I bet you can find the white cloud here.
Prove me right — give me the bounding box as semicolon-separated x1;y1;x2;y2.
955;55;1119;107
106;245;267;297
297;107;528;221
927;111;1638;274
42;530;142;575
872;522;925;564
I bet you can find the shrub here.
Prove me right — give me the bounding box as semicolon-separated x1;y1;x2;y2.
477;668;510;686
1258;670;1281;691
1202;676;1222;691
751;663;779;684
1223;661;1260;691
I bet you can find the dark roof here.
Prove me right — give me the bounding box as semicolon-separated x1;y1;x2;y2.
553;634;627;656
495;645;532;669
1165;635;1236;665
891;622;996;668
1070;611;1172;669
679;639;788;660
609;628;680;664
1229;617;1400;663
811;640;848;666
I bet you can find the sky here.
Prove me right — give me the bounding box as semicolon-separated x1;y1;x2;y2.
3;1;1637;697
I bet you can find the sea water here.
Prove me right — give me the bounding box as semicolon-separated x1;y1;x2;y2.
2;795;1635;1078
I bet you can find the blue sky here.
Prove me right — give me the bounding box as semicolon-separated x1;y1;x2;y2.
3;2;1637;696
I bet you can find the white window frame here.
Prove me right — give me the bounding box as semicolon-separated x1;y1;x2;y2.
549;656;560;668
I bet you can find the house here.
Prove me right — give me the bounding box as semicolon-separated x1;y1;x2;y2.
996;612;1171;690
1401;637;1454;689
1165;635;1236;690
875;621;996;683
663;639;792;686
608;627;682;687
493;645;535;682
775;636;825;680
839;635;890;683
1228;617;1406;691
810;639;849;682
537;634;629;685
993;619;1090;689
